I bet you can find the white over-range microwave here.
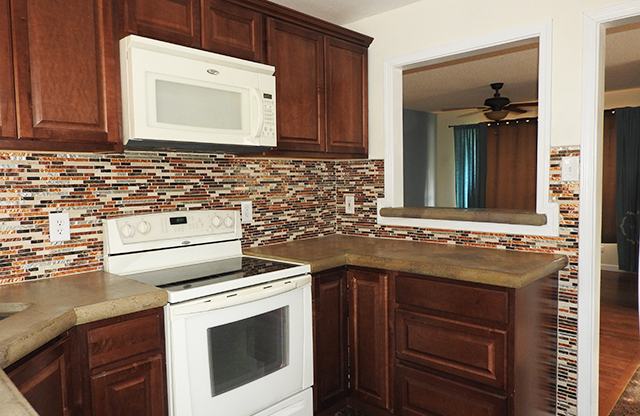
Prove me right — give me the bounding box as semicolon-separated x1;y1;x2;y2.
120;35;277;152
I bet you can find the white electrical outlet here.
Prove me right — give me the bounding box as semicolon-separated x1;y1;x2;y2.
241;201;253;223
345;195;355;214
49;212;70;242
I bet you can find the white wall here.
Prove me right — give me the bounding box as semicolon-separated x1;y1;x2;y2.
347;0;633;159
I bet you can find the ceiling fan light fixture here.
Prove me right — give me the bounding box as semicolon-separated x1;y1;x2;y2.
484;110;509;121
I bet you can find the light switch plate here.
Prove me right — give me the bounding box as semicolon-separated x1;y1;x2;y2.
561;156;580;181
49;212;70;242
345;195;355;214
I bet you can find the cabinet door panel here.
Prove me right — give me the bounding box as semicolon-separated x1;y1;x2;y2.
8;0;119;151
90;354;166;416
396;309;508;389
121;0;201;47
84;310;163;370
312;268;349;412
202;0;262;62
349;268;389;410
395;364;507;416
266;18;324;152
7;333;72;416
325;37;367;156
396;273;510;325
0;0;15;139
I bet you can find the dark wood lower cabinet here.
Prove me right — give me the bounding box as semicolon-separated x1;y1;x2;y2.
395;364;508;416
312;268;349;413
312;268;558;416
393;272;558;416
90;354;166;416
6;308;167;416
348;268;389;410
6;332;73;416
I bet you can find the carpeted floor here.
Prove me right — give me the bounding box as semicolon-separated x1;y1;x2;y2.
334;406;372;416
609;365;640;415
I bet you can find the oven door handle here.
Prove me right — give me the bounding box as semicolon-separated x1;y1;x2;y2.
169;274;311;316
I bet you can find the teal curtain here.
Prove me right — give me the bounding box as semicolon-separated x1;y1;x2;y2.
616;107;640;272
453;124;487;208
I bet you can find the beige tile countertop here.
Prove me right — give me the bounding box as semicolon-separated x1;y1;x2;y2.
244;234;568;289
0;271;168;415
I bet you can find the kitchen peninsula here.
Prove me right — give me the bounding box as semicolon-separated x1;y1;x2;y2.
246;235;567;416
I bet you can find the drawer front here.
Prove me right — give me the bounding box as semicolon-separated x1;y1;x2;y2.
85;312;163;370
395;273;510;324
396;309;507;389
395;364;508;416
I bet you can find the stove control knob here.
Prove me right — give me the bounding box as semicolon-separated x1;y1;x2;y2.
137;221;150;235
121;224;134;238
224;216;234;228
211;215;222;228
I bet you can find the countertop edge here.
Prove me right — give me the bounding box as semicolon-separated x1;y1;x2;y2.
0;370;37;416
246;235;569;289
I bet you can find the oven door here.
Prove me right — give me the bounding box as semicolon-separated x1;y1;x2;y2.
166;275;313;416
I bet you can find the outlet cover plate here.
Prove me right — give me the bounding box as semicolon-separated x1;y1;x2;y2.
49;212;70;242
241;201;252;223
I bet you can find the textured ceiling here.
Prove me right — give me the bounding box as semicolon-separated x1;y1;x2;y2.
267;0;422;25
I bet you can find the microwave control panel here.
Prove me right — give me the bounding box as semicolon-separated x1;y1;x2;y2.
262;93;276;140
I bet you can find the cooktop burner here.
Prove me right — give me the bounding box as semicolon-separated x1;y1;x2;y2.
127;255;303;294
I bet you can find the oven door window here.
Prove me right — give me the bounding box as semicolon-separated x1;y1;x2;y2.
207;306;289;396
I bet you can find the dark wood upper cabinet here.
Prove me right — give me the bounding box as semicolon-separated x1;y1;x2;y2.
118;0;202;47
0;0;121;152
0;0;16;140
265;18;370;158
202;0;263;62
266;18;325;153
325;37;368;156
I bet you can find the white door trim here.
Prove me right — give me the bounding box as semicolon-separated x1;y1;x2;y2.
580;2;640;415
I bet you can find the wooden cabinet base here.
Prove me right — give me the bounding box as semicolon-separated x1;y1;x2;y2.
395;364;508;416
6;308;167;416
6;333;73;416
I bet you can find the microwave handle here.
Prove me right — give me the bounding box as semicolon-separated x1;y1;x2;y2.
249;88;265;140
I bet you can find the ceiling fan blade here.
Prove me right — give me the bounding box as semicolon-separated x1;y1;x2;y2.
440;106;487;112
510;101;538;107
504;106;528;114
457;109;486;118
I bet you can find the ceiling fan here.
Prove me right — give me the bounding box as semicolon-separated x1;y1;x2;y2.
442;83;537;121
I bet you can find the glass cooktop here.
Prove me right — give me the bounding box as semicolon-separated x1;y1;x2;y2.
127;256;303;293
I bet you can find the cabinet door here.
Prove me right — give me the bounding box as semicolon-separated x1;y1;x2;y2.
90;354;166;416
76;308;167;416
312;268;349;413
266;18;325;153
119;0;201;47
7;333;73;416
325;37;368;156
202;0;263;62
5;0;120;152
0;0;15;140
395;364;507;416
349;268;390;411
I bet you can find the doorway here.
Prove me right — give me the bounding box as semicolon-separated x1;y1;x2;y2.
581;3;640;415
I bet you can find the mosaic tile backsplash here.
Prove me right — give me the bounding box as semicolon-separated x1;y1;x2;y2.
0;147;579;416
